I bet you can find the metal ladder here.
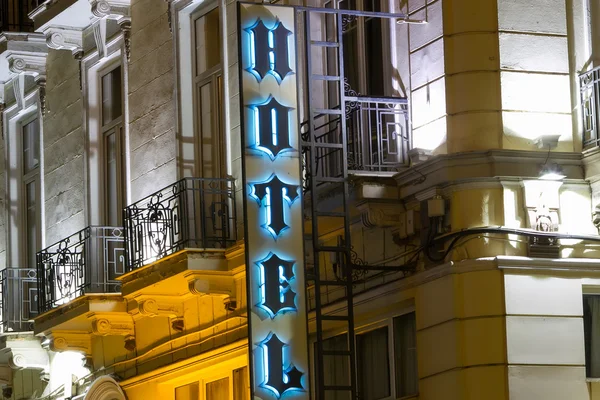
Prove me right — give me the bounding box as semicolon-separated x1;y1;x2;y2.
302;8;358;400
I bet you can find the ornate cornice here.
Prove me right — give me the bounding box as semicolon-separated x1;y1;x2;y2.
44;26;84;55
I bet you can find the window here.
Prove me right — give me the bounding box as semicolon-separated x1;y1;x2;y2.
175;382;199;400
584;294;600;377
193;6;225;179
357;327;391;399
393;312;418;397
233;367;250;400
100;65;125;226
206;377;229;400
315;312;418;399
21;118;40;270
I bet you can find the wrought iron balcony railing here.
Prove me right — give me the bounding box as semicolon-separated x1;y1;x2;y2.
0;0;41;33
0;268;38;332
301;96;409;192
581;66;600;148
37;226;125;314
124;177;237;271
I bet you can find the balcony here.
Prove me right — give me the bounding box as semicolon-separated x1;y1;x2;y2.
0;268;38;332
0;0;41;33
36;226;126;314
581;66;600;149
124;177;237;271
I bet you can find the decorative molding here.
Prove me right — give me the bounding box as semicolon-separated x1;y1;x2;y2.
37;78;46;115
88;313;135;338
0;102;5;139
120;20;131;63
84;376;126;400
44;26;84;55
49;331;92;356
90;0;131;22
165;0;174;33
75;50;84;91
137;298;183;318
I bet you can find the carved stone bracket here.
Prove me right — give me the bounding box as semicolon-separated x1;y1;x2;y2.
88;313;135;339
137;298;183;318
49;331;92;356
189;276;236;297
7;52;47;79
90;0;131;23
356;201;405;228
44;26;84;55
0;334;50;373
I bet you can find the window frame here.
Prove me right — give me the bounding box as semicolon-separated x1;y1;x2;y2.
99;63;125;226
190;3;225;179
18;113;41;270
311;308;419;400
81;31;128;227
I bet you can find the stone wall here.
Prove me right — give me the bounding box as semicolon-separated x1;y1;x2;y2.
128;0;177;203
43;49;86;246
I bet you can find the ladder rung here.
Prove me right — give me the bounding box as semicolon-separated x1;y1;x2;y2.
316;211;346;217
315;177;346;183
314;108;343;115
311;40;340;47
322;315;350;321
314;142;343;149
315;246;346;252
324;385;353;391
321;350;351;356
318;280;348;286
312;74;341;81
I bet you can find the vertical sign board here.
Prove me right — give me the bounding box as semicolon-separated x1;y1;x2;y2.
238;3;310;400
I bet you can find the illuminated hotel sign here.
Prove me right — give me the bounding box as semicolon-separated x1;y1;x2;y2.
238;3;310;400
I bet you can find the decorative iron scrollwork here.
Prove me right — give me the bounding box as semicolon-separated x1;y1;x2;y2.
124;178;237;270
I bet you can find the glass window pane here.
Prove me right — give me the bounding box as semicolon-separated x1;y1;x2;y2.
584;295;600;378
356;327;390;400
26;182;36;269
320;334;351;400
102;66;122;126
22;119;39;173
394;312;419;396
105;130;119;226
198;81;223;179
175;382;199;400
195;8;221;75
206;377;229;400
233;367;249;400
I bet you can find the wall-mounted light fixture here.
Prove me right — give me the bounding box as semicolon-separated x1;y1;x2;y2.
539;163;566;181
535;134;565;181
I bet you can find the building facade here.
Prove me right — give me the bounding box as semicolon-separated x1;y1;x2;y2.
0;0;598;399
